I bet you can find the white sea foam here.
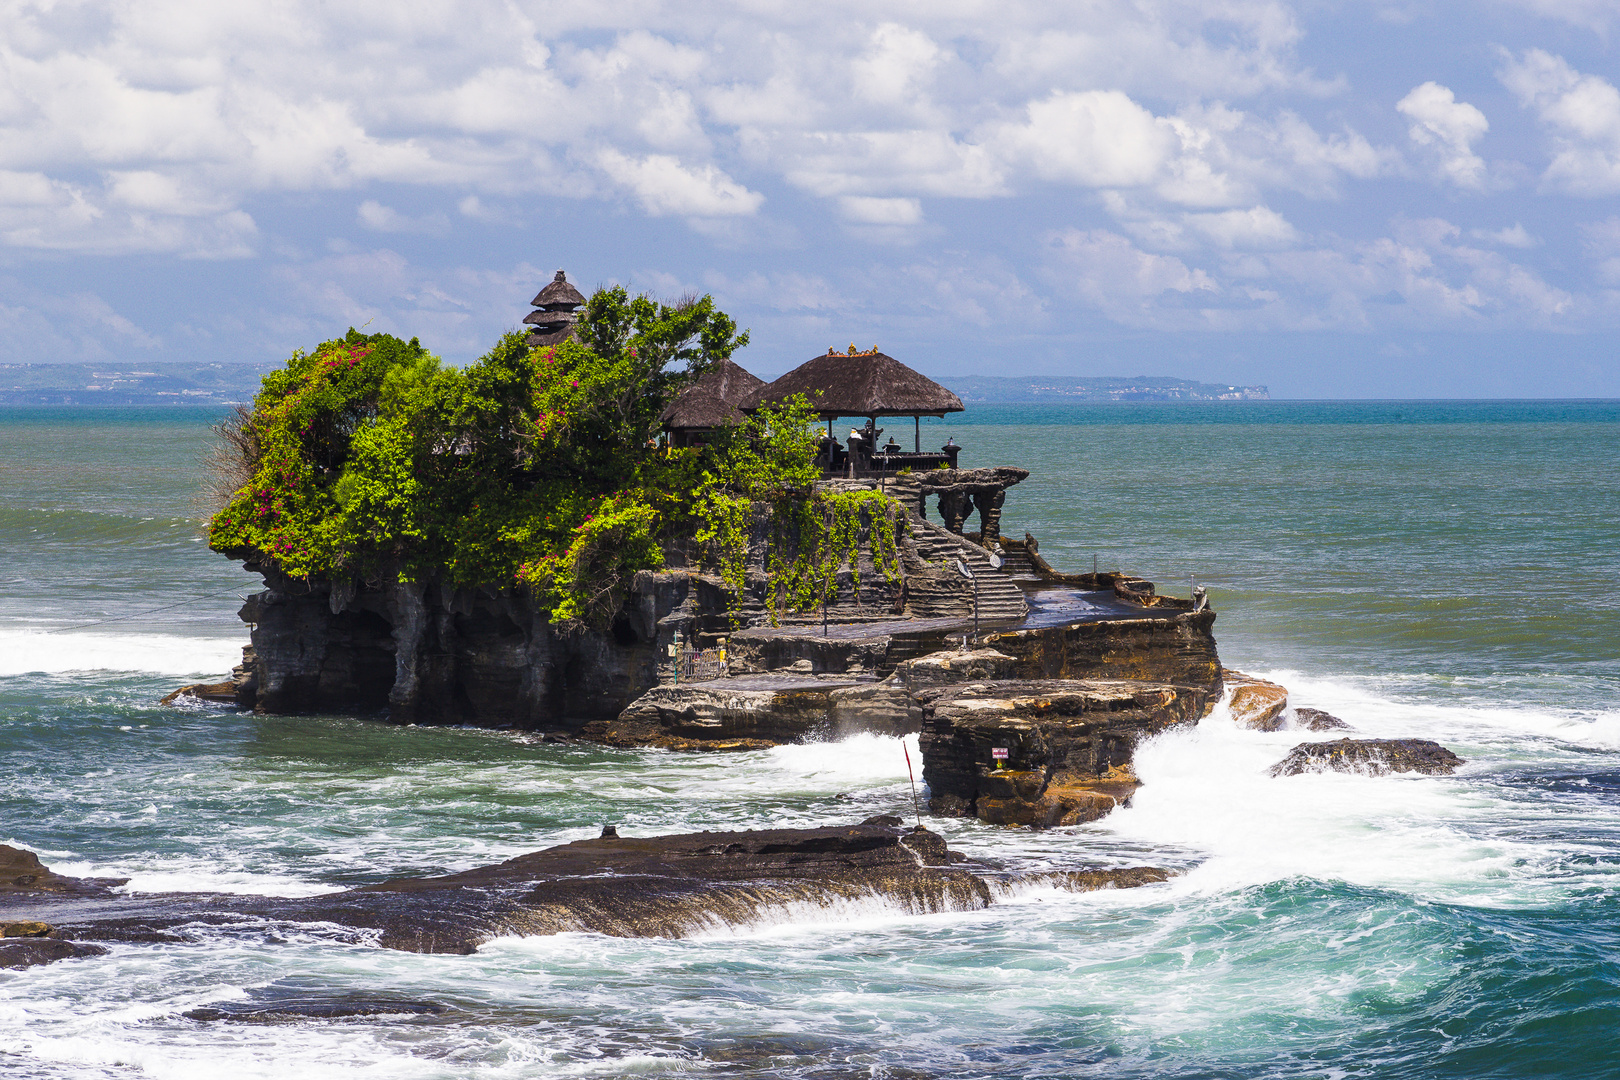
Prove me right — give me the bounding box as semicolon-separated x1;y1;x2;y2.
1255;667;1620;753
1098;684;1613;907
0;627;243;676
764;731;920;782
113;869;334;898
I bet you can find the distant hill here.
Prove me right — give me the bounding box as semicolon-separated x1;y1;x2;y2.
943;375;1269;402
0;363;271;406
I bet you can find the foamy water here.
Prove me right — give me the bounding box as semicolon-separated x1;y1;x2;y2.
0;628;245;677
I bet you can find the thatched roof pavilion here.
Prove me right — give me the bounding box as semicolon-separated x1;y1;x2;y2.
743;346;964;421
743;345;964;456
660;358;766;446
523;270;587;347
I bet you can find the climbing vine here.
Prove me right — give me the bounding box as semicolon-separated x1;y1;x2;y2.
693;395;908;625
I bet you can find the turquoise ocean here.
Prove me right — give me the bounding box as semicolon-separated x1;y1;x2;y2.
2;400;1619;1078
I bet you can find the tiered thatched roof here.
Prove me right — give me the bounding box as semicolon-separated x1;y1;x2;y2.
661;359;766;432
742;346;964;420
524;270;587;347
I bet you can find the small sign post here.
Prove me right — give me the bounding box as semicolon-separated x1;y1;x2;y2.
992;747;1008;769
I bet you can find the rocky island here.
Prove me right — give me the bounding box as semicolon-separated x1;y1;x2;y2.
162;273;1239;832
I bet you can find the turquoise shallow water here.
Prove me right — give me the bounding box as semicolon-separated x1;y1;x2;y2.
3;402;1620;1078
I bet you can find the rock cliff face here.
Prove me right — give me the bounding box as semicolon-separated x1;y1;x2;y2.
918;679;1208;827
1222;669;1290;730
233;563;692;726
578;675;918;750
224;497;1005;728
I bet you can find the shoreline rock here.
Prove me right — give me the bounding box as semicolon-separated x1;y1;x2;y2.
920;679;1205;827
0;822;1173;960
1294;707;1353;732
1269;738;1465;777
1223;669;1289;731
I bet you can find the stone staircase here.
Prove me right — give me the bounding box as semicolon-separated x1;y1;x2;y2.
904;516;1028;623
994;542;1040;581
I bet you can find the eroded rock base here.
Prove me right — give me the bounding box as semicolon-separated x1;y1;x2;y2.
919;679;1206;827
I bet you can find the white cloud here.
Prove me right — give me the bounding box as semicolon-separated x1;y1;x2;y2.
1500;49;1620;195
1471;223;1537;247
1039;212;1578;332
596;150;763;217
995;90;1176;188
1397;82;1489;189
0;0;1386;253
1184;206;1299;248
838;196;923;225
356;200;450;234
0;168;256;256
1494;0;1617;33
1046;228;1217;324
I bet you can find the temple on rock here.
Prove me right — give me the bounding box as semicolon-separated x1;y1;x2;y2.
191;288;1227;835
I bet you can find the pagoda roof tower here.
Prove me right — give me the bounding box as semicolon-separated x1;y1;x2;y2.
523;270;587;347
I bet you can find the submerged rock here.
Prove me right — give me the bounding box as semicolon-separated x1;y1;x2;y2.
1223;669;1289;731
4;821;1171;956
1293;707;1353;732
184;993;450;1022
1269;738;1465;777
919;679;1204;827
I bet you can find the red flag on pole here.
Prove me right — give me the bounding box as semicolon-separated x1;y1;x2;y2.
903;742;922;829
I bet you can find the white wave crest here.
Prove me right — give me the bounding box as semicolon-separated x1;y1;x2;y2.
764;731;921;782
1098;683;1620;908
0;627;243;677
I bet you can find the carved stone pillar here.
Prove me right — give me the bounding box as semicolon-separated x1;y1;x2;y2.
938;490;971;534
973;489;1005;545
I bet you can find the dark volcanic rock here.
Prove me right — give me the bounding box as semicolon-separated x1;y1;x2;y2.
1269;738;1465;777
1294;707;1353;732
920;679;1204;827
0;938;109;969
185;991;450;1022
893;648;1019;690
5;821;1171;955
0;845;125;896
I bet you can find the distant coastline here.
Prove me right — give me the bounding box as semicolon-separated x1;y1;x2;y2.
0;362;266;406
944;375;1269;402
0;362;1268;406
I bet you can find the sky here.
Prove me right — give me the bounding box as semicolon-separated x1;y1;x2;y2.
2;1;1618;398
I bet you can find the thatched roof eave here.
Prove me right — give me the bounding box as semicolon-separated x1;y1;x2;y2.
741;349;963;419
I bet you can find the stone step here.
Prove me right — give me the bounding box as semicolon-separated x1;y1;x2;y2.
905;517;1027;621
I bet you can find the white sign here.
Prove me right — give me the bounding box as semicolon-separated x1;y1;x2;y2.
991;747;1008;761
